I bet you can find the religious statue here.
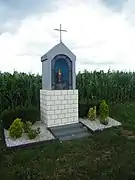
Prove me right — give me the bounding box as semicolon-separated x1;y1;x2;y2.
55;68;66;90
58;68;62;83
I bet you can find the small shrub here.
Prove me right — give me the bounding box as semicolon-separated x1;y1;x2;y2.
27;127;40;139
79;101;100;118
99;100;109;125
23;121;32;133
9;118;24;139
87;106;96;121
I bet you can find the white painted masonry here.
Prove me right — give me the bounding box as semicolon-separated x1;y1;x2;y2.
40;89;79;127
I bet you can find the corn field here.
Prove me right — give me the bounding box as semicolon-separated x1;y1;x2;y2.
77;70;135;104
0;70;135;114
0;71;41;114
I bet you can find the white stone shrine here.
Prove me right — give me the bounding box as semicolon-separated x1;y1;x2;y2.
40;25;79;128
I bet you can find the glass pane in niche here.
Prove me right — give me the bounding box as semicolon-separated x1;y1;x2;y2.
51;54;72;90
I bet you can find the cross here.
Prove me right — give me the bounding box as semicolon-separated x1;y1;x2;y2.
54;24;67;43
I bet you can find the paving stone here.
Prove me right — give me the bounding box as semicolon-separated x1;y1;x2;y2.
50;123;82;131
59;131;90;141
52;126;88;137
50;122;91;141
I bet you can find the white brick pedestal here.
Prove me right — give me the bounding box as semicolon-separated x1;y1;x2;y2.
40;90;78;127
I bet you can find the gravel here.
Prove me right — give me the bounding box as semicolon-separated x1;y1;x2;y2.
4;121;55;147
4;118;122;147
79;117;122;131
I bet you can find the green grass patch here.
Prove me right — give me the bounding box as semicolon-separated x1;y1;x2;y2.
1;103;135;179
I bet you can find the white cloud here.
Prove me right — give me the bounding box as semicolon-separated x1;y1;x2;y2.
0;0;135;74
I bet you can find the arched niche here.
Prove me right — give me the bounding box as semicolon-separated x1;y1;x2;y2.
51;54;72;90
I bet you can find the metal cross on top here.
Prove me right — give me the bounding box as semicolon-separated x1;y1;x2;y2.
54;24;67;43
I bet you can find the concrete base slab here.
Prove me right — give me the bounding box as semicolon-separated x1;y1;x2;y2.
79;117;122;132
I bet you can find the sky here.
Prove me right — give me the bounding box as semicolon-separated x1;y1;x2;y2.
0;0;135;74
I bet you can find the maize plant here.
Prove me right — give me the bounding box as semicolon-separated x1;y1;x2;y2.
0;71;41;114
77;69;135;105
1;69;135;114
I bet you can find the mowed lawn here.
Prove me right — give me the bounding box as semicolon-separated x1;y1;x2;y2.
1;104;135;180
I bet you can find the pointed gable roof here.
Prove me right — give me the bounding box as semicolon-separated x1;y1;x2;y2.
41;42;75;62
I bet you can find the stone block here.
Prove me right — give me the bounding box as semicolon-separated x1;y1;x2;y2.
67;95;71;100
67;117;71;123
46;115;53;120
46;96;50;101
68;100;74;104
64;95;69;100
67;90;74;95
55;100;61;105
45;90;54;96
52;115;58;119
70;117;74;122
46;110;54;115
73;108;78;112
57;95;64;100
61;90;68;95
51;96;57;101
55;119;61;125
67;113;71;118
71;104;78;108
62;118;67;124
68;108;74;113
58;105;62;110
65;113;68;118
73;99;78;104
65;104;70;109
54;110;61;115
71;95;77;100
48;119;55;127
46;105;51;111
73;90;78;95
62;109;68;114
54;90;61;95
59;114;65;119
61;105;65;110
50;105;57;110
62;100;68;105
73;112;78;117
46;100;54;106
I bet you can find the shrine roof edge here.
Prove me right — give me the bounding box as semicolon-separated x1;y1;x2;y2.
41;42;76;62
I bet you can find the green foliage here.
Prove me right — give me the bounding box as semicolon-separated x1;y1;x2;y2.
99;100;109;125
77;70;135;104
23;121;32;133
79;101;100;118
1;70;135;117
9;118;24;139
1;106;40;129
27;127;40;139
79;103;90;117
0;71;41;114
87;106;96;121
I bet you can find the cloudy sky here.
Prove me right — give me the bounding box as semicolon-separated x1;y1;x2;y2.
0;0;135;74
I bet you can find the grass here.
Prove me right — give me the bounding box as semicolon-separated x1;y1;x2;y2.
1;103;135;180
